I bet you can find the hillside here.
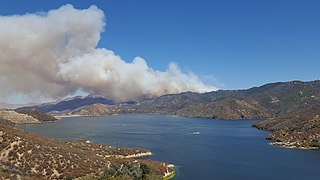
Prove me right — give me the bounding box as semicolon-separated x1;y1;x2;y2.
0;109;57;124
0;119;174;179
0;118;14;126
15;109;57;122
0;109;40;124
252;106;320;149
71;104;113;116
176;98;269;119
240;80;320;117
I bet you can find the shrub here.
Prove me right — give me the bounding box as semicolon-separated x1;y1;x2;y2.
311;140;320;148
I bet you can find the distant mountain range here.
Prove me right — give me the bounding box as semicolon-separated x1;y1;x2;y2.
109;80;320;120
19;80;320;119
16;94;117;113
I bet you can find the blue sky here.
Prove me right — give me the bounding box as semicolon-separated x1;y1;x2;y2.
1;0;320;90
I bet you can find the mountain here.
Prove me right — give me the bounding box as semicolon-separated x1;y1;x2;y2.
238;80;320;117
110;80;320;119
17;95;116;113
19;80;320;120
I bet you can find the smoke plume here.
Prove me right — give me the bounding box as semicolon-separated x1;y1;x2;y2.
0;4;216;103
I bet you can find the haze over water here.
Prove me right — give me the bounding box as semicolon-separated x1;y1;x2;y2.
20;115;320;179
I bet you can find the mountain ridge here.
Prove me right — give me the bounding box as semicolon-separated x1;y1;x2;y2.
17;95;116;113
18;80;320;120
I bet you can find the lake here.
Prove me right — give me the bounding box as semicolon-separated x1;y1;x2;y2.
18;114;320;179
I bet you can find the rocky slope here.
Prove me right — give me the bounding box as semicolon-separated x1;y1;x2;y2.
252;106;320;149
0;118;14;126
71;104;113;116
15;109;57;122
0;109;57;124
0;109;40;124
0;119;174;179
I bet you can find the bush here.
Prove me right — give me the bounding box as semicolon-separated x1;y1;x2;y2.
101;149;113;155
311;140;320;148
99;161;155;180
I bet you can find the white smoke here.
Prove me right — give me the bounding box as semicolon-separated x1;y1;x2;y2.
0;4;216;103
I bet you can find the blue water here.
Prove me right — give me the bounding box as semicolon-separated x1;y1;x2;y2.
19;114;320;179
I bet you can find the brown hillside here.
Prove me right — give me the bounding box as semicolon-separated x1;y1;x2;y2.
71;104;113;116
252;106;320;149
176;98;270;119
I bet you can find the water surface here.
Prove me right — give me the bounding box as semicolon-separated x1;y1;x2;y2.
19;114;320;179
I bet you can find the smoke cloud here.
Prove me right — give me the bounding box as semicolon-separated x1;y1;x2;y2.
0;4;216;103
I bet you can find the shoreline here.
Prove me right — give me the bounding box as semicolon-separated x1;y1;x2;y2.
53;114;84;118
103;152;152;159
269;142;319;150
163;164;175;179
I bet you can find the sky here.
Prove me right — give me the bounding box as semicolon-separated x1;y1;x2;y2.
0;0;320;103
